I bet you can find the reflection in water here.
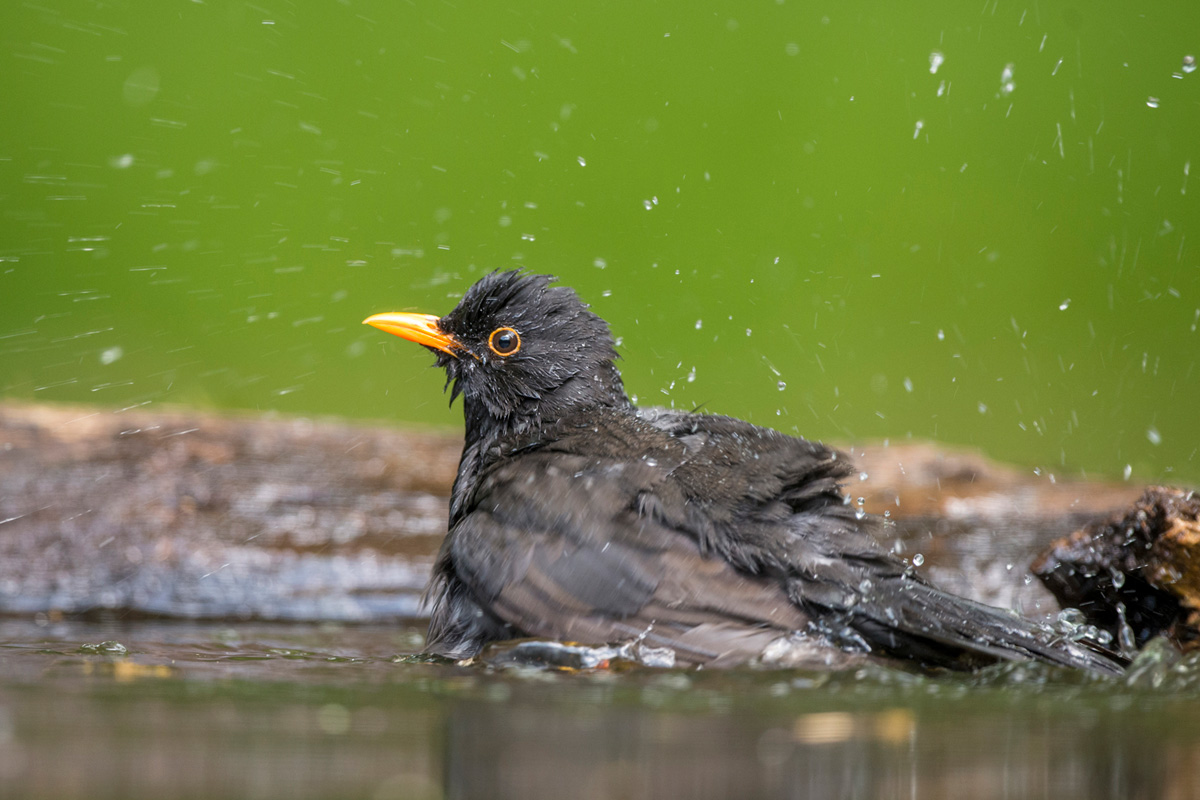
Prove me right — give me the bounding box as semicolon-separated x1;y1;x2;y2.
1;622;1196;799
443;690;1172;800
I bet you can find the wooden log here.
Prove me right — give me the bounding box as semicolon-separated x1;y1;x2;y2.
0;401;1149;626
1033;487;1200;651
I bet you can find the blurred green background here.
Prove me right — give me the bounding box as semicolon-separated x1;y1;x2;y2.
2;0;1197;484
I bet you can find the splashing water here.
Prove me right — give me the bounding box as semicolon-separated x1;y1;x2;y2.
999;64;1016;96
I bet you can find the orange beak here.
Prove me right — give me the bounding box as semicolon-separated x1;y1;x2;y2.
362;312;462;357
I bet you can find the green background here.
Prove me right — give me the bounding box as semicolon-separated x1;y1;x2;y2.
3;1;1197;484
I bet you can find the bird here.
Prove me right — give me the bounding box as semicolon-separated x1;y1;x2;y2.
363;270;1123;674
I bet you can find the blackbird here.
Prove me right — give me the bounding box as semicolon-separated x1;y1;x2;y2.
364;271;1122;674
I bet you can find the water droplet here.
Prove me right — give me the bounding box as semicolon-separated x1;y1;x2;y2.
1147;96;1160;109
577;156;587;167
858;471;869;481
912;119;924;139
882;510;891;518
911;553;924;567
1123;464;1133;480
593;258;607;269
936;329;945;341
1116;603;1137;652
122;65;160;106
745;328;752;336
929;51;944;74
100;346;124;365
1057;608;1086;628
903;377;913;392
785;42;800;57
856;496;864;506
1058;298;1071;310
694;319;702;330
643;199;654;210
520;233;536;241
1111;569;1126;589
977;402;988;414
1147;426;1162;445
1184;55;1197;74
109;153;134;169
687;367;696;384
999;63;1015;96
776;381;786;391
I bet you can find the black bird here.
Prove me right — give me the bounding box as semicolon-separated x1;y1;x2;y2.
364;271;1122;674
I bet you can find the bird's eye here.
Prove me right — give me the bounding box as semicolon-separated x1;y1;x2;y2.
487;327;521;356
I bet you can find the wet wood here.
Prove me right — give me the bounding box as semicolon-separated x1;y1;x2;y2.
1033;486;1200;650
0;401;459;622
0;401;1151;624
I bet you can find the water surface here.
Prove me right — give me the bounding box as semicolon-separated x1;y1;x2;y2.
2;619;1197;800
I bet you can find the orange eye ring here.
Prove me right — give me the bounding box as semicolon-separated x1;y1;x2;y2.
488;327;521;356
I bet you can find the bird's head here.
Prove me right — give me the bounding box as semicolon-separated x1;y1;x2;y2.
364;271;629;440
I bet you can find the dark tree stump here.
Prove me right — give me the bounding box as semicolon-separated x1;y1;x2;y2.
1032;487;1200;650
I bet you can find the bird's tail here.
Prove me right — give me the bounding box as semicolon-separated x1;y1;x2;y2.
784;513;1127;675
836;575;1127;675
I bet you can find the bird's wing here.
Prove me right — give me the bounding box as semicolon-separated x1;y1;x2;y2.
437;448;810;666
638;407;854;519
641;408;1126;674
